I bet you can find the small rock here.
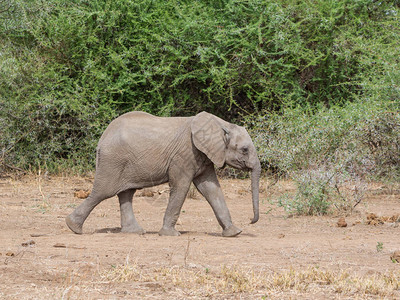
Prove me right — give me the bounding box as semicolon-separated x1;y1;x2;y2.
6;251;15;257
30;233;48;237
278;233;285;238
390;250;400;263
389;214;400;223
237;189;247;195
337;217;347;227
21;240;35;247
53;243;66;248
74;190;90;199
138;189;155;197
366;213;384;225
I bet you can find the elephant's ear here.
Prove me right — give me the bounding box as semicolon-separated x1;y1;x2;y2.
191;112;228;168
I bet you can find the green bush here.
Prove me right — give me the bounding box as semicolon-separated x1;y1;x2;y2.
0;0;399;173
277;164;368;216
248;100;400;215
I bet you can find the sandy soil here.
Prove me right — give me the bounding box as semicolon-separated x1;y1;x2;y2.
0;175;399;299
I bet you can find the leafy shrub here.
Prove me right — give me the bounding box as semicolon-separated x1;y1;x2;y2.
1;96;115;173
248;100;400;215
0;0;399;173
278;165;367;216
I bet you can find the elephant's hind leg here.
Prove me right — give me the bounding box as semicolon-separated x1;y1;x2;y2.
66;214;83;234
66;190;111;234
118;189;145;234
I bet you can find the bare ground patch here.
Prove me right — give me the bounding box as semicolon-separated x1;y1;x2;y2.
0;176;399;299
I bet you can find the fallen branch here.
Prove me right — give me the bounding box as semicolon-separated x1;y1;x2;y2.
2;163;26;174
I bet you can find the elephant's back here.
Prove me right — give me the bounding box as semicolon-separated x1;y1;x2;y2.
98;111;191;147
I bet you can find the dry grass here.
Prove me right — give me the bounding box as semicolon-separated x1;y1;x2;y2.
95;263;400;298
100;262;148;283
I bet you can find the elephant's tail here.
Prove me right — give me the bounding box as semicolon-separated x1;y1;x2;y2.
96;148;101;169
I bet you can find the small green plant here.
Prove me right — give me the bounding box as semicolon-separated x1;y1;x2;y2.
32;198;51;214
264;208;273;215
376;242;384;253
277;170;335;216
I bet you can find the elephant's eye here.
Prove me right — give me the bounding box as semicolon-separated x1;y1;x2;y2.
241;147;249;154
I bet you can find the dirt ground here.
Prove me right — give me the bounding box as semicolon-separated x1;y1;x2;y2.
0;175;399;299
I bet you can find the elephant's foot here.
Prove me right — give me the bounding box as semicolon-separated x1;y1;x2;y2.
159;227;181;236
222;225;242;237
121;225;146;235
66;214;83;234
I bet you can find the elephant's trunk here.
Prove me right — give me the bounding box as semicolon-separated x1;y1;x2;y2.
249;159;261;224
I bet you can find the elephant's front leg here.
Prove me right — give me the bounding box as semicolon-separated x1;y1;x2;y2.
193;165;242;237
118;189;146;234
159;179;191;236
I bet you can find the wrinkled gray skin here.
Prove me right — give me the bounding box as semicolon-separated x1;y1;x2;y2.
66;111;261;237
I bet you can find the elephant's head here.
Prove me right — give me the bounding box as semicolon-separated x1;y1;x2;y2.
191;112;261;224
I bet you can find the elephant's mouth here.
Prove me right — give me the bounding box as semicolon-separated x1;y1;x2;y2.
241;166;251;172
225;159;250;171
236;160;251;171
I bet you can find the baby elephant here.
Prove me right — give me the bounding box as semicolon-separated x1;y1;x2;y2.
66;111;261;237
